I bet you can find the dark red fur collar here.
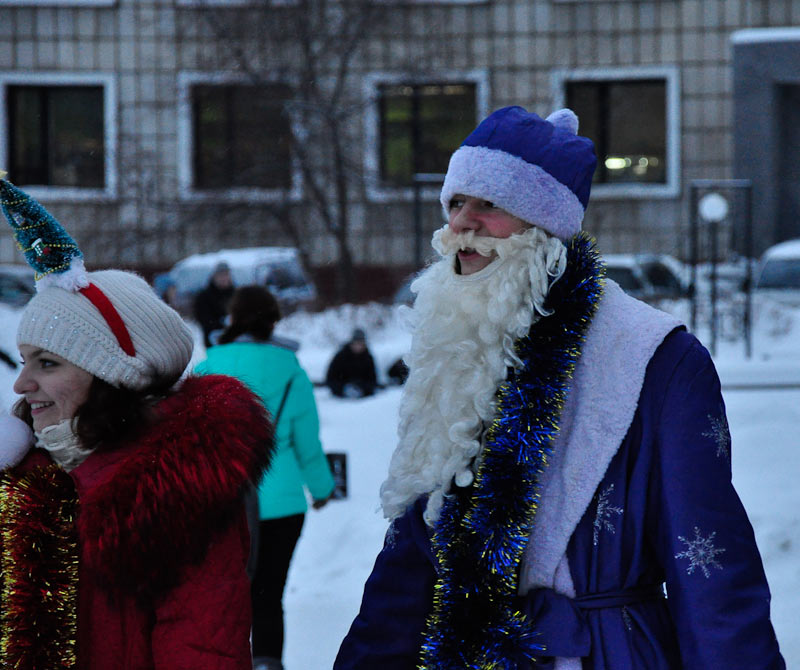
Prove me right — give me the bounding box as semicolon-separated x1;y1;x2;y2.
75;374;273;598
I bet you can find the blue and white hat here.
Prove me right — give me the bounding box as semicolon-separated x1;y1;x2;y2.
440;106;597;240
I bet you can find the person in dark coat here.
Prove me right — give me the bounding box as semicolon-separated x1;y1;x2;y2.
334;108;785;669
386;357;409;386
0;178;273;670
193;261;234;348
325;328;378;398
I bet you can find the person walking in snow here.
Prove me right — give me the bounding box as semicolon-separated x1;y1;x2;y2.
195;284;335;670
334;107;785;669
0;178;273;670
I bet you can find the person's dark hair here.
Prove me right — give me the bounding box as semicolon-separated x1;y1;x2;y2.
13;375;176;452
217;284;281;345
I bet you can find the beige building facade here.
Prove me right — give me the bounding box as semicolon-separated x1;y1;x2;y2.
0;0;798;300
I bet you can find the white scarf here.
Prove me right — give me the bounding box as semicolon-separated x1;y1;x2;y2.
380;225;566;526
36;419;93;472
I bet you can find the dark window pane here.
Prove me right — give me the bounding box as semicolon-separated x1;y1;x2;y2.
378;83;476;185
567;79;666;185
192;84;292;190
8;85;104;188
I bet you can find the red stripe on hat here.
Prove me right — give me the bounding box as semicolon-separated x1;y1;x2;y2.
79;283;136;357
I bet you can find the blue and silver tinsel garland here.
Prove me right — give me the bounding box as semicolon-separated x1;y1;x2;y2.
419;232;605;670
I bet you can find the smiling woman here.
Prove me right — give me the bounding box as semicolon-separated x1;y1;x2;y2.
14;346;93;433
0;178;274;670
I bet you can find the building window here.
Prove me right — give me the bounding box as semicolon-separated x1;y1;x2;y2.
566;79;666;186
191;83;292;190
7;85;105;188
378;83;476;185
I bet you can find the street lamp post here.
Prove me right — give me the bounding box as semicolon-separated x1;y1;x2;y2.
690;179;754;359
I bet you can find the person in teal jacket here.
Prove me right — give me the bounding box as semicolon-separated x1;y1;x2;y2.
195;285;335;670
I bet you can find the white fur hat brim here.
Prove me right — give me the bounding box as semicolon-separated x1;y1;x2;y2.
440;145;586;241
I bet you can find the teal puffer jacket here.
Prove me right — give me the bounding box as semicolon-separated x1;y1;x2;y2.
195;342;335;519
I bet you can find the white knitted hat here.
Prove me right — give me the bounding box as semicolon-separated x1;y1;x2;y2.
17;269;194;390
1;178;193;391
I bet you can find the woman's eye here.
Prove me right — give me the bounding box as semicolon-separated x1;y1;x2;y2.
40;358;57;368
483;200;497;209
448;198;464;211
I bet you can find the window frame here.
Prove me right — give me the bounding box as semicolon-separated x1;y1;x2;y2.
363;70;490;203
0;0;115;5
176;0;297;6
372;0;488;5
0;71;117;201
552;66;681;200
177;72;301;203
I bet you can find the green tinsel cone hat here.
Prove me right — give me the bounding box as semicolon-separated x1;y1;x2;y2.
0;174;193;391
0;176;89;291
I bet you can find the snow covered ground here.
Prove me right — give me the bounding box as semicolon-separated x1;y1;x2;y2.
1;294;799;668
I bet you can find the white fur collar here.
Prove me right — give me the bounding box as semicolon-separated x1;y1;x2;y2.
519;281;683;669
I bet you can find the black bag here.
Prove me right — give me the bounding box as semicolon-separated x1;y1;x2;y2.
245;375;295;579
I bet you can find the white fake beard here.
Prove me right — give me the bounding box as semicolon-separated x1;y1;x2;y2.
380;226;567;526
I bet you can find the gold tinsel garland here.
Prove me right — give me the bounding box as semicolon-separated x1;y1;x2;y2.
0;464;80;668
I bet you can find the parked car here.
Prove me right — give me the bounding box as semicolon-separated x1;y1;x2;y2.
603;253;689;302
165;247;317;315
0;263;35;307
754;238;800;306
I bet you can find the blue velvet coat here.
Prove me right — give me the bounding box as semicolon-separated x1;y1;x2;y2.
334;329;785;669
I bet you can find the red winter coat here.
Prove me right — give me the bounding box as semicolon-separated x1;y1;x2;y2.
0;375;273;670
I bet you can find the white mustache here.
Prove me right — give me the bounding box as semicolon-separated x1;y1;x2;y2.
433;227;507;257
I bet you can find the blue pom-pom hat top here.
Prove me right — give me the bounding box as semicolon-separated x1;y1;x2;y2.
440;106;597;241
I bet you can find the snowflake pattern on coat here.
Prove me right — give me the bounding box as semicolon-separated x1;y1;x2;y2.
702;408;731;461
592;484;624;546
675;526;726;578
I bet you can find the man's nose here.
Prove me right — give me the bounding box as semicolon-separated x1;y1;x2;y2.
449;203;480;233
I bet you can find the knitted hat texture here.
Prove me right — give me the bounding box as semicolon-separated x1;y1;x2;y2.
17;269;194;390
440;106;597;240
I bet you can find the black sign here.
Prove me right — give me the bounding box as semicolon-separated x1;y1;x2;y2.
326;452;348;500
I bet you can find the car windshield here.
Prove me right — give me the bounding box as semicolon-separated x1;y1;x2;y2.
259;261;307;290
757;259;800;289
605;266;644;292
641;262;683;292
